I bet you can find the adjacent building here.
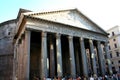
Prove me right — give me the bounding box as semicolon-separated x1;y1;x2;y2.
107;26;120;73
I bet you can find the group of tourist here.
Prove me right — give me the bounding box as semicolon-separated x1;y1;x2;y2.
89;74;120;80
32;73;120;80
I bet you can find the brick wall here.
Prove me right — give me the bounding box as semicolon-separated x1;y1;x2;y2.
0;20;16;80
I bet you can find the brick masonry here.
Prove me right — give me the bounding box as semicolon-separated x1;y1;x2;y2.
0;20;16;80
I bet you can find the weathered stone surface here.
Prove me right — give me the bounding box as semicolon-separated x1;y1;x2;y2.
26;20;108;42
30;9;105;34
0;8;109;80
0;20;16;80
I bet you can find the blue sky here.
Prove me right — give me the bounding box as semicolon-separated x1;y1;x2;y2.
1;0;120;30
0;0;75;23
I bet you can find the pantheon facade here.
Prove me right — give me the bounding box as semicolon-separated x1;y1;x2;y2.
13;8;113;80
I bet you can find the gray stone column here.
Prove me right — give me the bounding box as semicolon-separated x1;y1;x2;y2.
89;39;97;76
68;36;76;78
41;32;48;78
49;35;55;78
104;42;113;75
75;47;80;75
80;37;88;77
24;31;31;80
97;41;105;76
56;33;63;77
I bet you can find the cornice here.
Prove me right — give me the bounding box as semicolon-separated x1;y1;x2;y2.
25;15;108;37
24;8;76;16
24;8;107;35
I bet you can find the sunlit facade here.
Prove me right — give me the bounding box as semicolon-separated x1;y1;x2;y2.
12;8;113;80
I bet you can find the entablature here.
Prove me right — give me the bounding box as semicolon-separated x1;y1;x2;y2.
26;20;108;42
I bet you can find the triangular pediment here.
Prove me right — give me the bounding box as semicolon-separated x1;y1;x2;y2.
25;9;107;34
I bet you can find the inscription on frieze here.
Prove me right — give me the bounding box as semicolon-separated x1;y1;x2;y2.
27;22;107;42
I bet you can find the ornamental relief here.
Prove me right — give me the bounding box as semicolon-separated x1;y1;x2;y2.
27;22;108;42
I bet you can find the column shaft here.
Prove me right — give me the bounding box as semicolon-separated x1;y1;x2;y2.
75;48;80;74
89;39;97;75
97;41;105;76
104;42;113;75
24;31;31;80
56;34;63;77
80;37;88;77
68;36;76;78
49;35;55;78
41;32;48;78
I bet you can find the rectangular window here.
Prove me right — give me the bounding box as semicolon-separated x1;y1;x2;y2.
116;52;119;57
118;60;120;63
112;61;114;64
112;67;115;70
114;44;117;48
109;46;111;50
112;32;115;36
110;53;112;58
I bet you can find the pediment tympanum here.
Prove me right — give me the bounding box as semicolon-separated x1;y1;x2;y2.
25;9;107;35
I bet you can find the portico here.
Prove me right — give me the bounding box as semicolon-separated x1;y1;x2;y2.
13;9;112;80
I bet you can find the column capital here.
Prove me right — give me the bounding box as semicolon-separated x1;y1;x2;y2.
104;42;108;46
41;32;47;37
89;39;93;43
68;36;73;40
56;33;61;39
80;37;84;41
97;40;100;43
97;41;102;46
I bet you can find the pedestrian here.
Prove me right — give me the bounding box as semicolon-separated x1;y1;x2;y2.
90;76;94;80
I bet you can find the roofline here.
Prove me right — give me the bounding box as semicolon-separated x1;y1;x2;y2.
0;19;16;26
75;9;107;35
24;8;108;35
25;15;108;36
14;8;108;41
107;25;120;31
17;8;32;21
24;8;76;16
